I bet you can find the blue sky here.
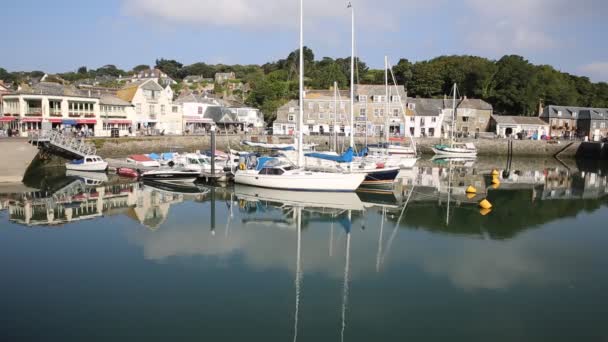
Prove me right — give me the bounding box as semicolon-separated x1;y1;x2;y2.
2;0;608;82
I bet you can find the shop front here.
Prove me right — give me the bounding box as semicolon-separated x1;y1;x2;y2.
102;119;133;137
59;119;97;137
0;116;19;137
184;116;214;135
20;117;43;137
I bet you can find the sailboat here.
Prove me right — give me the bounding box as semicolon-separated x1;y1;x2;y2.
365;56;418;169
432;83;478;157
233;0;365;192
300;3;400;188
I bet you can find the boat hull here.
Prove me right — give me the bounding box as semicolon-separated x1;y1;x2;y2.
65;162;108;172
431;147;477;157
234;170;365;192
360;168;400;188
141;170;199;183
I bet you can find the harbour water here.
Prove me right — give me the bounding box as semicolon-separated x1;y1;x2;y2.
1;159;607;341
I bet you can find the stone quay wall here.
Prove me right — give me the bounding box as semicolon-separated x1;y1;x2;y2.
89;134;586;159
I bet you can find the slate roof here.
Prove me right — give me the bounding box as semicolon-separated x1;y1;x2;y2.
354;84;407;97
541;105;589;119
99;94;132;106
459;98;493;111
174;93;219;105
304;89;350;100
578;109;608;120
406;98;444;116
14;82;91;98
491;115;549;126
204;106;239;123
116;79;163;102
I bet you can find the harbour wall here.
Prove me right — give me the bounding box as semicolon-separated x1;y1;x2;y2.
0;138;39;183
90;135;585;159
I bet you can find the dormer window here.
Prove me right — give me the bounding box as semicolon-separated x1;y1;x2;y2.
358;95;368;102
572;112;577;117
557;111;562;117
392;96;401;102
407;103;416;110
289;107;295;113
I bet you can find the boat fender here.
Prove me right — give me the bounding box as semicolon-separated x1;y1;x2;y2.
465;185;477;194
491;176;500;185
479;199;493;209
168;161;175;167
239;163;246;170
491;169;499;176
479;208;492;216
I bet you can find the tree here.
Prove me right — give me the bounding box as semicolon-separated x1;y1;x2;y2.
132;64;150;73
181;62;215;78
155;58;183;79
77;66;88;74
490;55;536;115
309;62;348;89
409;62;443;97
392;59;413;88
0;67;15;83
95;65;125;77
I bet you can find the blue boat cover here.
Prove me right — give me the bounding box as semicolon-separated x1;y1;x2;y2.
256;157;277;171
355;147;368;157
161;152;174;160
70;159;84;165
306;147;354;163
147;153;161;160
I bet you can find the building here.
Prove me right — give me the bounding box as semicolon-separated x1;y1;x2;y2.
117;79;181;135
447;97;493;136
578;109;608;141
214;72;236;84
230;106;265;130
539;105;581;138
174;93;219;134
489;115;550;139
0;81;11;132
404;98;445;138
183;75;213;85
129;68;176;87
99;94;136;137
1;82;103;137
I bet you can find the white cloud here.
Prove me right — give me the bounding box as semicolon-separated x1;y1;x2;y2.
579;62;608;82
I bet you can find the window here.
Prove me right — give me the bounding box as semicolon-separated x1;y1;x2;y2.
172;106;178;113
410;127;415;136
260;168;284;175
149;105;155;115
308;102;314;110
573;112;578;118
136;103;141;114
161;105;165;115
420;117;425;126
410;117;415;122
462;117;469;122
319;113;325;119
379;109;384;117
360;108;366;117
319;103;324;110
374;96;385;103
393;109;400;117
374;109;380;117
288;114;295;122
329;125;335;133
289;107;295;113
601;122;606;129
557;111;562;117
308;125;314;132
340;102;346;110
431;117;437;123
198;106;203;114
407;103;416;110
359;95;367;102
392;95;400;102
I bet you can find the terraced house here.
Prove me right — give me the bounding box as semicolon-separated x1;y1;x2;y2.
540;105;608;140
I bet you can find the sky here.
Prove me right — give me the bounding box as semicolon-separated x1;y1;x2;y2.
2;0;608;82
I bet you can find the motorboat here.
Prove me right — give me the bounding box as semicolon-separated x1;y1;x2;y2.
140;168;199;183
65;155;108;172
234;157;365;192
126;154;161;168
367;143;416;156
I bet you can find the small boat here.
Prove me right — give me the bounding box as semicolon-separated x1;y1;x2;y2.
117;167;139;178
367;143;416;156
65;155;108;172
126;154;161;168
140;168;199;183
432;142;478;157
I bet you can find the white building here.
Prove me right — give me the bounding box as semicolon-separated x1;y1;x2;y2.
231;107;265;129
1;82;104;137
99;94;136;137
117;79;181;135
174;94;218;133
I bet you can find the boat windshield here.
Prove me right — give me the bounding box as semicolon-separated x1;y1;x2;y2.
283;165;296;171
198;158;209;165
188;158;200;165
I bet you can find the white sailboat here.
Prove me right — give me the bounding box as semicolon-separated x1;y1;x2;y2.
233;0;365;192
432;83;478;157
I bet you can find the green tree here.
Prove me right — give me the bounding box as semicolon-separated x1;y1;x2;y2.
409;61;443;97
490;55;536;115
155;58;183;79
77;66;88;74
132;64;150;73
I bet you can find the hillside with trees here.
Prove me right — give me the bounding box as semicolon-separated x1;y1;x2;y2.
2;48;607;123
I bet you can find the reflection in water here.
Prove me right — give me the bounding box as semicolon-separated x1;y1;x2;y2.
1;162;608;340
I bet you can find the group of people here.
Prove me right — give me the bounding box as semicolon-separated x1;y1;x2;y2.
55;125;94;138
1;128;19;137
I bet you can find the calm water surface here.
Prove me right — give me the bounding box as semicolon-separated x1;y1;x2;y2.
1;160;608;341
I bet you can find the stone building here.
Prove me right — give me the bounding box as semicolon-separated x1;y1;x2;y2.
490;115;550;139
578;109;608;141
539;105;581;138
446;97;493;137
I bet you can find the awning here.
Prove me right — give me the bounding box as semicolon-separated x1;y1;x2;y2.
77;119;97;124
62;119;77;125
48;119;62;123
0;117;16;122
184;116;212;123
21;118;42;123
106;119;132;124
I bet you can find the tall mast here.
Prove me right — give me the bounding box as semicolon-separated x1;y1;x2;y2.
297;0;305;167
450;83;456;147
384;55;389;146
349;2;355;149
334;81;338;152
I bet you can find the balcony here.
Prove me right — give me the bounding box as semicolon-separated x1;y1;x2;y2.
149;114;157;120
49;111;62;117
25;109;42;117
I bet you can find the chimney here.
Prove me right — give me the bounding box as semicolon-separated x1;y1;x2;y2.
538;99;544;116
88;90;91;97
444;94;447;100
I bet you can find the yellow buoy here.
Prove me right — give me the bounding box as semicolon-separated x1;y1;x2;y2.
466;185;477;194
492;182;501;189
479;208;492;216
491;169;499;176
491;176;500;185
467;193;477;199
479;199;493;209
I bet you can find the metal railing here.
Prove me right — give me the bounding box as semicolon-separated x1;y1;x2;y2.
29;130;97;157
